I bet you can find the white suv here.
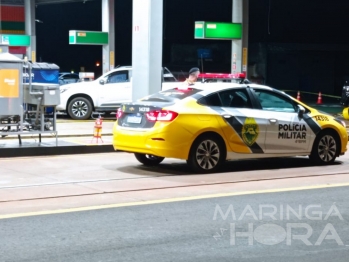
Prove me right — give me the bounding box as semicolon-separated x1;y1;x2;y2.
56;66;178;120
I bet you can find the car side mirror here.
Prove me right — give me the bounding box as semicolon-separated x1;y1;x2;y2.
297;104;305;118
99;79;105;85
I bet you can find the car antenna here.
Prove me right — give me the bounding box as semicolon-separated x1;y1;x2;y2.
200;54;205;83
180;70;186;80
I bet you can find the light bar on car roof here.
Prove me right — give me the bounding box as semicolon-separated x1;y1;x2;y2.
175;86;193;91
198;72;245;79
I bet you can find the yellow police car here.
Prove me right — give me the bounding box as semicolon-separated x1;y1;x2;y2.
113;82;348;173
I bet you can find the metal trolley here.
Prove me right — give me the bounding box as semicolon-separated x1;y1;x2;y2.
0;46;60;145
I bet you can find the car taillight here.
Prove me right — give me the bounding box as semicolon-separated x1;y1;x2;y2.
116;108;123;119
146;110;178;122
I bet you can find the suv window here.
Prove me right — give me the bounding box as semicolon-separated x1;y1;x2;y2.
163;67;178;82
63;74;79;80
106;70;129;83
253;89;297;112
163;75;177;82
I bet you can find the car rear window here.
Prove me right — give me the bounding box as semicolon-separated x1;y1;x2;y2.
140;88;202;102
198;93;222;106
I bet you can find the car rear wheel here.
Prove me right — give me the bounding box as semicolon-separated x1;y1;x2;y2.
309;131;338;165
134;153;165;166
67;97;93;120
187;134;226;173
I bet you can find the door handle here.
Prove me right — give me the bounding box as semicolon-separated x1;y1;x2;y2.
269;119;277;123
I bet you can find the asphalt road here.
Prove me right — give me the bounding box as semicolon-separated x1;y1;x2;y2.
0;186;348;262
1;150;349;261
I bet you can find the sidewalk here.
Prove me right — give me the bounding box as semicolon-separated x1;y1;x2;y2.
0;120;116;157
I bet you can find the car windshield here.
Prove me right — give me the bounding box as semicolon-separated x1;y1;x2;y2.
140;88;202;102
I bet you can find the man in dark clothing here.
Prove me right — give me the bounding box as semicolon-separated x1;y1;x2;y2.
183;67;200;85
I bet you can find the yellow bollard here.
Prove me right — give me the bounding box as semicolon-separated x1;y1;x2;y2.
342;107;349;120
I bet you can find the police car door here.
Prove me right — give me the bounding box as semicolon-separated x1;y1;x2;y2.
215;88;268;154
98;70;131;108
251;88;311;153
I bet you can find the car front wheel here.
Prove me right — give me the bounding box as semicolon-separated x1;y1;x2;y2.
67;97;93;120
309;131;338;164
187;134;226;173
134;153;165;166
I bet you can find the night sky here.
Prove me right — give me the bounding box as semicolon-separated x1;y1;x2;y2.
35;0;349;77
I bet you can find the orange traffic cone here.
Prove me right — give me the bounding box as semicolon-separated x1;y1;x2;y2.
316;92;323;104
296;91;301;101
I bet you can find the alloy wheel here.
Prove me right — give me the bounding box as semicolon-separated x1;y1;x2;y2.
317;135;336;162
72;100;89;118
195;140;220;170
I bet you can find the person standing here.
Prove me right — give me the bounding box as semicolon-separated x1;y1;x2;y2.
340;81;349;106
183;67;200;85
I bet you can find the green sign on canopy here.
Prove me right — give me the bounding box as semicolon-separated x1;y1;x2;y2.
194;21;242;40
69;30;108;45
0;34;30;46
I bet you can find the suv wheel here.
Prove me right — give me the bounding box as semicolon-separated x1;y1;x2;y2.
67;97;93;120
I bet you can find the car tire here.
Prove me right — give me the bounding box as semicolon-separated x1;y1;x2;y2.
187;134;226;173
309;130;338;165
67;97;93;120
134;153;165;166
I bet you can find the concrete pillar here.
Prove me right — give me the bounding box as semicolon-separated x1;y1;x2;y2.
132;0;163;101
102;0;115;74
232;0;249;75
242;0;249;74
25;0;36;62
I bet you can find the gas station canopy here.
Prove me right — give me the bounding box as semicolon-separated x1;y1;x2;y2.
0;0;96;5
0;0;114;73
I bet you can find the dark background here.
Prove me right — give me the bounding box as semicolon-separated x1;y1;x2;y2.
35;0;349;94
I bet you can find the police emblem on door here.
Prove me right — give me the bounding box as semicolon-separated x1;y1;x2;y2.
242;118;259;146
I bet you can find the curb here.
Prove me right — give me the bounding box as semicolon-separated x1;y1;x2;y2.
0;133;113;140
0;144;115;158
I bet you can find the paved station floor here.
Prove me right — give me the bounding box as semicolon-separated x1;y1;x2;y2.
0;120;115;157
